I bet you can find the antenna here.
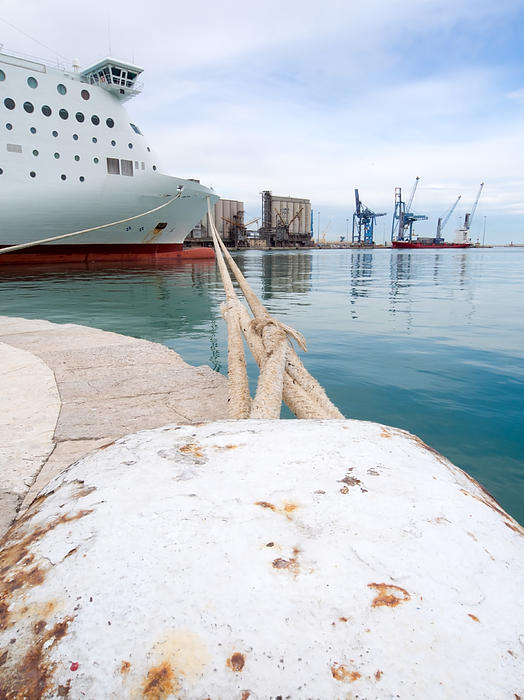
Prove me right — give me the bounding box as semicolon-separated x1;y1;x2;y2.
108;21;112;55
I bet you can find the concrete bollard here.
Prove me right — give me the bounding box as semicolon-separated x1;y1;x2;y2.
0;419;523;698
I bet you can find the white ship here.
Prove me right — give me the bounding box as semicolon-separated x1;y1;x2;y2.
0;49;218;263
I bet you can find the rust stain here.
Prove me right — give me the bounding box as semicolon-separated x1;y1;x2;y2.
142;661;179;699
508;650;515;656
331;663;361;682
121;660;132;674
375;670;383;680
0;509;92;631
339;486;349;495
339;617;348;623
254;501;298;519
226;652;245;672
339;474;362;487
179;443;204;458
468;614;480;622
272;558;291;569
266;542;275;547
99;440;116;450
74;485;97;499
241;692;251;700
380;429;392;438
0;649;8;666
255;501;276;511
368;583;411;608
57;679;71;696
0;616;74;699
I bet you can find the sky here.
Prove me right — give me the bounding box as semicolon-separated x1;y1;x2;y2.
1;0;524;243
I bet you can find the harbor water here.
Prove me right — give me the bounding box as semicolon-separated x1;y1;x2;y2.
1;247;523;523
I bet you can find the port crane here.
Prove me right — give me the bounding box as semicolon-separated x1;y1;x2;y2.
274;206;304;242
455;182;484;244
391;176;428;242
221;214;260;247
435;195;461;242
352;189;386;245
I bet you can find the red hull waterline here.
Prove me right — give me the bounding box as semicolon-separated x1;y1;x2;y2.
0;243;215;265
392;241;472;249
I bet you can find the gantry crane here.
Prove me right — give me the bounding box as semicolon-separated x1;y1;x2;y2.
435;195;461;242
352;189;386;245
391;177;428;242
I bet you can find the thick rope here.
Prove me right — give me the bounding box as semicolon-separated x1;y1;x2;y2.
207;198;344;420
0;190;185;255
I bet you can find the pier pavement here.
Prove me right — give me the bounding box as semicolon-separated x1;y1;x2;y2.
0;316;228;536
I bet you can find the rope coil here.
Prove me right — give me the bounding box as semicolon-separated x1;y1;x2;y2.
208;198;343;420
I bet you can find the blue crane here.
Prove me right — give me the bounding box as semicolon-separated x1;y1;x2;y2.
352;189;386;245
391;177;428;242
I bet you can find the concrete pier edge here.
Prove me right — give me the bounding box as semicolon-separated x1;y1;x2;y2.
0;316;228;536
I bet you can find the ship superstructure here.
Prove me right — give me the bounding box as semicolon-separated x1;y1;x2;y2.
0;49;217;262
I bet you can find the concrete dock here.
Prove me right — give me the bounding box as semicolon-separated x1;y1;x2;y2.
0;316;228;536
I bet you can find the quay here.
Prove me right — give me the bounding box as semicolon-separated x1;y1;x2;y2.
0;316;227;536
0;315;523;698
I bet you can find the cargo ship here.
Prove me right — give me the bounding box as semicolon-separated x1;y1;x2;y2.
0;48;218;264
392;238;472;249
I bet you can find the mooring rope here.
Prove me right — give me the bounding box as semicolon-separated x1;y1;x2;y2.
207;198;344;420
0;190;185;255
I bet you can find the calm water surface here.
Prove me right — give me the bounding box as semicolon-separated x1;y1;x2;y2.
1;248;523;523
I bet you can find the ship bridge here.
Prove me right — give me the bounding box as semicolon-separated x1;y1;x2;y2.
80;58;143;101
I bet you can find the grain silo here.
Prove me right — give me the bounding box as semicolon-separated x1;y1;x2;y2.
260;191;312;247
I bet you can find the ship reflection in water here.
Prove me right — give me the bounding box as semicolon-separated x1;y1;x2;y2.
0;248;523;524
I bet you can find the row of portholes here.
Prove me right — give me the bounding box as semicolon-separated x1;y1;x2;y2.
4;123;135;149
28;171;86;181
0;70;90;101
3;98;113;127
30;150;100;164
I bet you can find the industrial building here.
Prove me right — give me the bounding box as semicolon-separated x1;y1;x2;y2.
259;191;313;247
186;199;249;247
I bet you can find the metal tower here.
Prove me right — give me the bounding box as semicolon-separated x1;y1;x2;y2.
352;189;386;245
391;177;428;242
435;195;461;243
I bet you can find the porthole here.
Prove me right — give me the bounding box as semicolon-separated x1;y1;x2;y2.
57;83;67;95
41;105;52;116
106;118;114;128
30;127;37;134
128;143;133;149
27;77;38;89
32;149;39;156
79;176;85;182
59;109;68;120
30;171;36;178
60;174;66;180
73;134;79;141
92;137;97;143
0;168;3;174
54;152;60;159
74;155;80;161
146;146;150;152
0;70;5;81
23;101;34;113
91;115;100;125
111;140;116;146
52;130;58;137
4;98;15;110
6;123;12;130
75;112;85;123
152;165;157;171
93;157;99;163
81;89;90;101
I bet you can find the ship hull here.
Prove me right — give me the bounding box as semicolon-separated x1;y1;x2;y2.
392;241;472;249
0;242;214;265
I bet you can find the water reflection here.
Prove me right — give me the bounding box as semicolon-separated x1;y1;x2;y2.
260;252;312;300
